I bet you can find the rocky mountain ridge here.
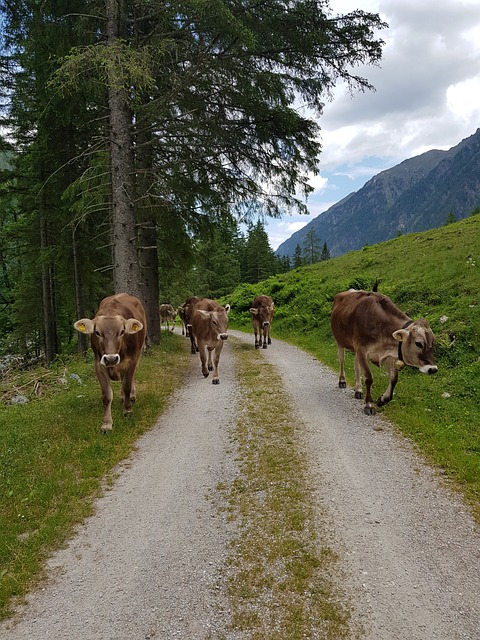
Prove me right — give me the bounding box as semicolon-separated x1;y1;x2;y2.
276;128;480;258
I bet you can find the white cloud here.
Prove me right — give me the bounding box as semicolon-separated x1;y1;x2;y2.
447;78;480;123
266;0;480;250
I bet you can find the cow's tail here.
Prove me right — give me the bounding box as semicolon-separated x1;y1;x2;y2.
372;278;380;292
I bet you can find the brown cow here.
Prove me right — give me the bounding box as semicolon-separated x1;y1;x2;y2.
74;293;146;432
180;296;203;352
159;303;177;332
190;298;230;384
177;303;188;336
250;295;274;349
331;289;438;415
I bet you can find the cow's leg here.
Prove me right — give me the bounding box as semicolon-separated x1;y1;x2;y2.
337;345;347;389
198;342;209;377
188;327;197;354
267;324;272;345
355;352;375;415
254;325;260;349
121;362;138;418
353;356;363;399
212;342;224;384
95;364;114;432
262;324;268;349
207;347;214;372
377;362;398;407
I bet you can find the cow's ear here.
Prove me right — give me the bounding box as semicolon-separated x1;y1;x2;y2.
125;318;143;334
197;310;210;318
74;319;94;334
249;308;258;315
224;304;231;314
392;329;408;342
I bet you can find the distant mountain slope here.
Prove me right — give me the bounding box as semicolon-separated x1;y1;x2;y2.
276;128;480;258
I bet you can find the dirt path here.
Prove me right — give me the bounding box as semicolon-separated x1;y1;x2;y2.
237;331;480;639
2;331;480;639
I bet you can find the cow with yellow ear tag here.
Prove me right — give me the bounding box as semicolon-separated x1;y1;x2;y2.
74;293;146;432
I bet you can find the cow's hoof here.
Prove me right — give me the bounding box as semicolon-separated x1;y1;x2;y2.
338;381;347;389
255;344;260;349
208;365;214;371
364;404;376;416
202;371;209;378
354;391;363;399
376;397;388;407
268;339;272;345
123;409;132;418
101;423;113;433
212;378;220;385
262;344;267;349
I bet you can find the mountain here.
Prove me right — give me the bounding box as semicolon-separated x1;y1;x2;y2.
276;128;480;259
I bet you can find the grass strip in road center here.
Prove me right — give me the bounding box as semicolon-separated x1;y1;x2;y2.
223;339;355;640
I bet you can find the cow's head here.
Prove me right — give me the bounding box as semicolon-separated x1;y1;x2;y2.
392;319;438;375
249;304;273;328
74;315;143;366
197;304;230;341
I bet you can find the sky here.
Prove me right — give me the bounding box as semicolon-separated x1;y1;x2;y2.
263;0;480;250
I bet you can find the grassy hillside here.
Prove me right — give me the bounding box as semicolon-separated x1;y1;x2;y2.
224;214;480;517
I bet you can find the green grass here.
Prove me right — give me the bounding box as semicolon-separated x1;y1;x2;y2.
0;333;190;620
224;340;355;639
224;215;480;520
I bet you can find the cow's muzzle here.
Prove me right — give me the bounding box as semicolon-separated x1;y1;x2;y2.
262;321;270;328
419;364;438;375
219;333;228;341
101;354;121;367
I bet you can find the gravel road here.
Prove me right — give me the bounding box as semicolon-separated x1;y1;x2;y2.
2;330;480;639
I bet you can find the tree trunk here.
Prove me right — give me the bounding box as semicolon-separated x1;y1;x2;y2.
39;190;58;364
72;225;89;353
136;115;161;344
106;0;142;300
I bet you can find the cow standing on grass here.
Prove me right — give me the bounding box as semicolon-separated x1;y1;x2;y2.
190;299;230;384
74;293;146;432
159;303;177;332
331;289;438;415
250;295;274;349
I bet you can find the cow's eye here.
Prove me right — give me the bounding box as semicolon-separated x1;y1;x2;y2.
119;329;125;336
95;330;101;337
415;341;423;349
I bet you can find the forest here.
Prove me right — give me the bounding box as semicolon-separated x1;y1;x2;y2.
0;0;386;362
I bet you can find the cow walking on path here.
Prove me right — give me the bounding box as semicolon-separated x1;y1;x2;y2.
74;293;146;432
331;289;437;415
159;304;177;332
190;298;230;384
250;295;274;349
178;296;203;346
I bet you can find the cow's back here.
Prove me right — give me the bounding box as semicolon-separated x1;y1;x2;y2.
252;294;273;309
331;290;408;349
98;293;146;324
